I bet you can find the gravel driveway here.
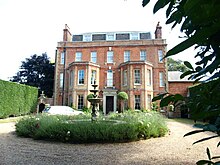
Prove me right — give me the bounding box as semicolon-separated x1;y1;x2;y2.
0;120;220;165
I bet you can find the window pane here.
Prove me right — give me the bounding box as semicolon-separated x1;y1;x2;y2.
69;70;74;87
91;52;97;63
147;69;151;86
147;94;151;109
78;70;84;84
134;69;141;84
83;34;92;41
69;95;73;107
106;34;115;41
135;95;141;110
124;51;130;62
91;70;96;84
76;52;82;62
107;70;113;87
60;52;65;64
78;95;84;110
140;50;146;61
60;73;63;88
107;51;113;63
130;33;139;40
159;72;164;87
123;70;127;86
158;50;163;62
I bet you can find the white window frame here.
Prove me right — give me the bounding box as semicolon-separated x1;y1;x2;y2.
91;70;97;84
158;50;163;63
135;95;141;110
60;52;65;64
159;72;165;87
106;33;115;41
107;51;114;63
60;73;63;88
91;51;97;63
140;50;146;61
83;34;92;41
134;69;141;85
123;70;127;86
77;95;84;110
130;32;139;40
107;70;113;87
75;52;82;62
124;51;130;62
78;70;84;85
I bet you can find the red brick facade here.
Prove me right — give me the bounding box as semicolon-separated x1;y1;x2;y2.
54;24;167;114
168;82;193;97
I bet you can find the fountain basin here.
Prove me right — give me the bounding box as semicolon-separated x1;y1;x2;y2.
88;98;102;103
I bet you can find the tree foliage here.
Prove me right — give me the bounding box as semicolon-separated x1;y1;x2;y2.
142;0;220;163
10;53;54;97
167;58;189;72
143;0;220;81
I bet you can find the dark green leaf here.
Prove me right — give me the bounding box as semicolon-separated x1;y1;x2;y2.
160;95;174;107
211;156;220;159
193;135;219;145
184;61;194;70
207;147;211;160
217;141;220;147
173;94;184;101
196;160;214;165
180;71;195;79
184;130;205;137
166;1;174;18
142;0;150;7
153;0;170;14
152;93;168;102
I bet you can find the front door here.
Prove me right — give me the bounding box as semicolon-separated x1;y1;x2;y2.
106;96;114;114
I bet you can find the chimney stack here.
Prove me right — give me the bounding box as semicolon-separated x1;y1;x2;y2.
63;24;72;42
155;22;162;39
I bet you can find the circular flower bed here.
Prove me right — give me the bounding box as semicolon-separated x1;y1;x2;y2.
15;111;168;143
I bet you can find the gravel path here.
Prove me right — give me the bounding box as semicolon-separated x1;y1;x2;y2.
0;120;220;165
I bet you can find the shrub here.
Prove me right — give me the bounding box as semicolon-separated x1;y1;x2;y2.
15;111;168;143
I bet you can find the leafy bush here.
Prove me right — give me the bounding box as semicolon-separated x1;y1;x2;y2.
16;111;168;143
0;80;38;118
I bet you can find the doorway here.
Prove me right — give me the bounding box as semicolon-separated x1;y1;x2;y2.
106;96;114;114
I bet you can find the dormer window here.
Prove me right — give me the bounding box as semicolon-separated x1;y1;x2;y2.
106;33;115;41
130;33;139;40
83;34;92;41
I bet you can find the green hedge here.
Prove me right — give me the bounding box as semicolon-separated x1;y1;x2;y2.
0;80;38;118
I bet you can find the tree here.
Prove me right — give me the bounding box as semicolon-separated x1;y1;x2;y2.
143;1;220;163
117;92;128;113
143;0;220;82
167;58;189;72
10;53;54;97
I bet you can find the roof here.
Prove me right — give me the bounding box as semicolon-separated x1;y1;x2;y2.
168;71;194;82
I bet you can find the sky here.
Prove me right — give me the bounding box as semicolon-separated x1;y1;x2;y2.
0;0;196;81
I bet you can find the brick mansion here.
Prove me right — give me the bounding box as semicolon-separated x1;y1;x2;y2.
53;23;168;114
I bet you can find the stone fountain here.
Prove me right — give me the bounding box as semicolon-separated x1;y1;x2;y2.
88;80;102;121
